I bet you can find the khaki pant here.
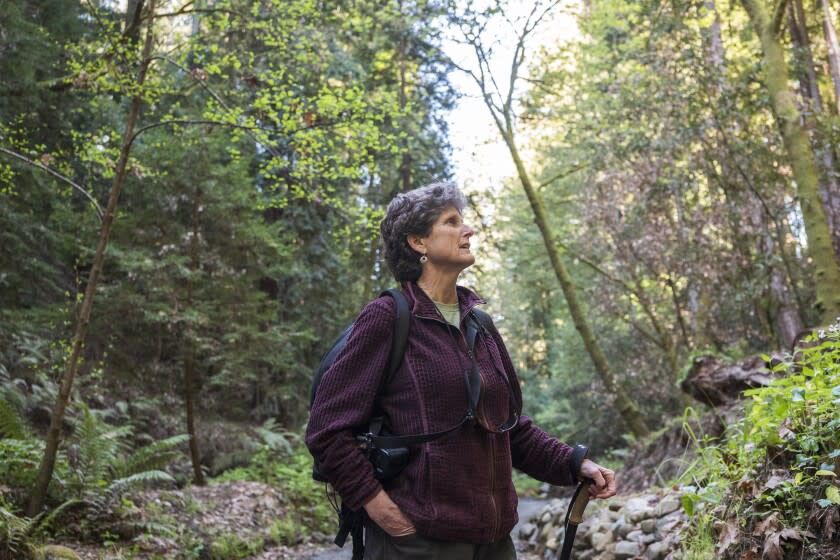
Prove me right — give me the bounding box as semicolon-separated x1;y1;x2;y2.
363;522;517;560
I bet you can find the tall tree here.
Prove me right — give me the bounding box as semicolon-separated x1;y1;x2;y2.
821;0;840;114
450;1;651;438
740;0;840;323
27;0;159;516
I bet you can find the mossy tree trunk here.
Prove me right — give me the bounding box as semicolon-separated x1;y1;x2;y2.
821;0;840;114
504;137;651;438
787;0;840;273
740;0;840;324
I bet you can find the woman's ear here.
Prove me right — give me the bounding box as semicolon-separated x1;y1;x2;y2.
406;234;425;253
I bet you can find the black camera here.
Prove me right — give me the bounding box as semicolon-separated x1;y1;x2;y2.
369;446;410;480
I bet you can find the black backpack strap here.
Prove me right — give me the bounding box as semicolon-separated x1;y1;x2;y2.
470;307;498;338
463;315;481;414
365;418;468;448
381;288;410;381
469;308;521;430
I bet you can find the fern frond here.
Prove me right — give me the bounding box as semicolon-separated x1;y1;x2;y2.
71;405;131;488
0;505;34;559
0;381;25;413
256;418;300;456
104;470;174;498
113;434;190;479
118;519;176;539
0;397;27;439
25;499;84;538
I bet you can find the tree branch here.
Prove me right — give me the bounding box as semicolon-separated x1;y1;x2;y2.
0;147;104;221
150;55;283;159
129;119;264;144
537;164;586;189
147;5;248;20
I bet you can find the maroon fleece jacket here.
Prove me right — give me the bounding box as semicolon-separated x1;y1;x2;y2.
305;282;579;543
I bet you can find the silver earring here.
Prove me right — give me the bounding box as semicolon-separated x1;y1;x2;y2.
420;255;428;264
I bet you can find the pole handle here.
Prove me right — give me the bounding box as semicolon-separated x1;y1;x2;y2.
565;479;593;526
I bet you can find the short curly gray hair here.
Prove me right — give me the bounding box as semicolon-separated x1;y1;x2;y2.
380;181;467;282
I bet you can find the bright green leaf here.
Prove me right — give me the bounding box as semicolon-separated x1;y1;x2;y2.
826;486;840;505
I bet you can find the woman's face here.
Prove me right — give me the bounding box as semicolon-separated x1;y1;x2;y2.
419;206;475;271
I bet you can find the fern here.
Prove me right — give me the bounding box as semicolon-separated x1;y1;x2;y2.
0;502;88;560
255;418;299;457
0;505;34;560
106;470;175;495
66;405;132;497
0;397;27;440
0;439;44;489
25;499;84;539
0;367;29;440
112;434;190;479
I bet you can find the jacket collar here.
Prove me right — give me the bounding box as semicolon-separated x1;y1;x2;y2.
402;281;486;321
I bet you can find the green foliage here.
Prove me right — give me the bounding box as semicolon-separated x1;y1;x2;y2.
0;398;27;440
0;498;86;560
512;469;543;498
0;439;48;493
679;514;716;560
474;0;830;452
20;404;182;543
209;532;263;560
732;326;840;521
681;322;840;555
1;0;456;439
0;500;35;560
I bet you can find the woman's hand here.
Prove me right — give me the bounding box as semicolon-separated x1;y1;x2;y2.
580;459;617;499
364;489;416;537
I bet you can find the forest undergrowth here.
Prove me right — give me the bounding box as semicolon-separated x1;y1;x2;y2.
676;324;840;559
2;325;839;558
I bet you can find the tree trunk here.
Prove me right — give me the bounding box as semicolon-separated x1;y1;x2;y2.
124;0;144;44
459;5;650;437
821;0;840;114
704;0;726;85
184;188;206;486
398;0;411;193
788;0;822;110
702;0;800;345
788;0;840;263
820;0;840;258
26;0;157;516
741;0;840;323
502;134;651;438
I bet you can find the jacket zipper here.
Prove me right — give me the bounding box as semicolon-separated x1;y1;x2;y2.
456;318;500;539
489;434;499;540
421;310;501;537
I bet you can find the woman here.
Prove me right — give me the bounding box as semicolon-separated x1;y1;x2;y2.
306;182;616;559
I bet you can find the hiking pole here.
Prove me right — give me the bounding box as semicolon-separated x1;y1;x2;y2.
558;479;593;560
